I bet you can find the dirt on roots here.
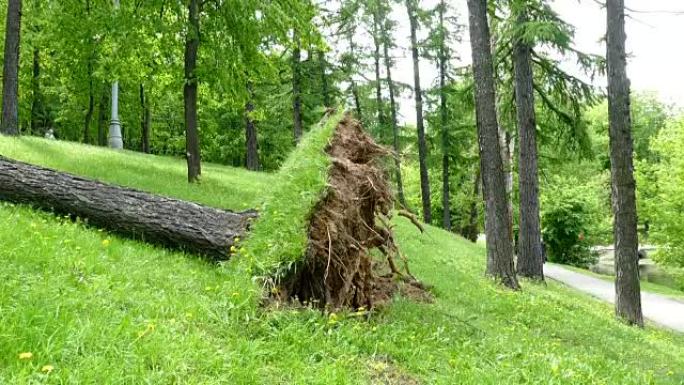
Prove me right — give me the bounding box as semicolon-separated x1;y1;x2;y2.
277;114;429;310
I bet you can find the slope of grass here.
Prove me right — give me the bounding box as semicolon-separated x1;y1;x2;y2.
0;136;683;384
241;110;343;284
0;135;271;210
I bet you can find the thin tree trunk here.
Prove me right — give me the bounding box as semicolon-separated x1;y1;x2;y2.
467;0;519;289
347;32;363;119
513;10;544;280
438;0;451;231
606;0;643;326
318;50;331;108
382;24;407;208
463;169;481;243
140;83;151;153
97;85;109;146
245;80;260;171
406;0;432;224
372;8;385;142
292;30;303;143
84;62;94;144
184;0;201;182
1;0;22;135
30;47;42;135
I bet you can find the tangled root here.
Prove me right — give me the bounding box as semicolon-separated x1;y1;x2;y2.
276;114;428;310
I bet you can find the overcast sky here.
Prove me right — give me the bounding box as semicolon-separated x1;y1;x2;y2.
382;0;684;125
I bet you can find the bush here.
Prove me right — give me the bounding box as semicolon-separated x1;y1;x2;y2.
541;183;598;268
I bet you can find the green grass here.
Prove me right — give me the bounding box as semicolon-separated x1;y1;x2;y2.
1;135;683;384
0;135;271;210
561;264;684;300
241;111;343;284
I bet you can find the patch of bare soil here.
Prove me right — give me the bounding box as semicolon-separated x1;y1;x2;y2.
368;356;421;385
277;114;430;309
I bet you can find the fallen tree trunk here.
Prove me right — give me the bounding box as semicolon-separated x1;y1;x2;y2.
0;156;256;259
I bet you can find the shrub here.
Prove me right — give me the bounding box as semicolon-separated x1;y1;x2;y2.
541;182;598;268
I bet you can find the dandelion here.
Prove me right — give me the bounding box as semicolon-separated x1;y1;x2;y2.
230;245;237;253
41;365;54;374
18;352;33;360
102;239;111;247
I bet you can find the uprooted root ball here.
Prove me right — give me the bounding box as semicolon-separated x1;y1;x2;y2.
277;114;428;310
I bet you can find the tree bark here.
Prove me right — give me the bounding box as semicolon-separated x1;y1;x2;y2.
438;0;451;231
382;24;407;208
513;10;544;281
140;83;151;153
245;80;260;171
84;62;94;144
1;0;22;135
406;0;432;224
467;0;519;289
184;0;201;182
606;0;643;326
0;156;255;260
292;30;303;143
462;169;481;242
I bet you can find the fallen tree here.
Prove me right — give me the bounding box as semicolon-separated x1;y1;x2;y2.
0;156;255;259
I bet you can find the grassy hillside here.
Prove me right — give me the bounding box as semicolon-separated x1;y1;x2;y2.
1;136;683;384
0;136;271;210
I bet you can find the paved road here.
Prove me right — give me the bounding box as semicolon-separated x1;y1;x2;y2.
544;263;684;332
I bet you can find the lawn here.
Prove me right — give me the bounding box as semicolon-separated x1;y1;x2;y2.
1;136;683;384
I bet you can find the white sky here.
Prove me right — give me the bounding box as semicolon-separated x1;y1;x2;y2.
382;0;684;125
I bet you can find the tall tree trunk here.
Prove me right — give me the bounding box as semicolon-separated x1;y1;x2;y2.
245;80;260;171
382;25;407;208
438;0;451;231
84;62;94;144
30;47;42;135
372;8;385;142
406;0;432;224
318;50;331;108
292;30;303;143
184;0;201;182
97;85;109;146
467;0;519;289
513;10;544;280
1;0;22;135
606;0;643;326
140;83;151;153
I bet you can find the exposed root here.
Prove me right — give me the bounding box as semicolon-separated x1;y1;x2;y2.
276;114;429;310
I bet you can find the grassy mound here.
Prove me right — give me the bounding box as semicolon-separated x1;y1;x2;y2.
0;134;683;383
240;111;343;289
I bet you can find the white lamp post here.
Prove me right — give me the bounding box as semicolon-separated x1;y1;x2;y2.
108;0;123;149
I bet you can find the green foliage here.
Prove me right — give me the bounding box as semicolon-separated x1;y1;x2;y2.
637;117;684;267
240;111;343;285
541;177;601;267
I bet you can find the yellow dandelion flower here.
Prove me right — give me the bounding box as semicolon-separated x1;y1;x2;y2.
41;365;54;373
18;352;33;360
230;245;237;253
102;239;111;247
